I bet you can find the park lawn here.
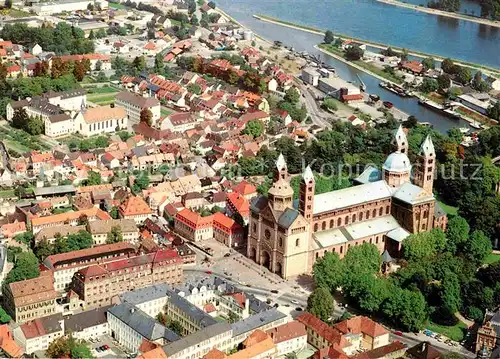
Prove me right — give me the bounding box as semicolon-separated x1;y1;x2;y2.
87;93;118;104
437;200;458;216
0;189;15;198
4;139;30;154
87;86;117;94
6;8;31;18
483;253;500;265
108;2;126;9
426;320;467;342
161;107;173;117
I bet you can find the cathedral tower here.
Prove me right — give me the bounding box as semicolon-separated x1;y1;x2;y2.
414;135;435;194
392;124;408;154
268;153;294;212
299;166;315;222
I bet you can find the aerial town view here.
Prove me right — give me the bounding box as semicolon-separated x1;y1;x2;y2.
0;0;496;358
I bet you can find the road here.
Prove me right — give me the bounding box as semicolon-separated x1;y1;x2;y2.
295;80;335;128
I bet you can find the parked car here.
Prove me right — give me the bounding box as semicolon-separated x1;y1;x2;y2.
436;335;444;342
224;253;231;257
273;303;279;308
271;290;279;294
205;270;213;275
291;299;299;305
393;331;403;336
423;329;433;336
295;307;303;311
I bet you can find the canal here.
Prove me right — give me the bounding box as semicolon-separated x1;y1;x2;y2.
217;8;470;132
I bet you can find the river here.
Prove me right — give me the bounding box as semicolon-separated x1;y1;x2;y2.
217;2;474;132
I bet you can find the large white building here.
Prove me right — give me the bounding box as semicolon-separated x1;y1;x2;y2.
32;0;109;15
76;105;128;137
115;91;161;127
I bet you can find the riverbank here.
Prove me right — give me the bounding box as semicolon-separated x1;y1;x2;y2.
377;0;500;29
317;44;404;85
254;14;500;76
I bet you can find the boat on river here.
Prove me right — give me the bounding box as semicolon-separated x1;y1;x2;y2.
379;82;409;97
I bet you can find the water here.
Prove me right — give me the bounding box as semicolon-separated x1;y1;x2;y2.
402;0;482;16
218;0;500;69
218;3;472;132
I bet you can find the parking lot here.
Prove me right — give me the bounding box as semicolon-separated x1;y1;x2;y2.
90;335;130;358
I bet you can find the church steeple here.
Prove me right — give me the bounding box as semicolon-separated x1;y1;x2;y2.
299;166;315;222
275;153;288;181
268;153;294;212
414;135;435;194
392;125;408;153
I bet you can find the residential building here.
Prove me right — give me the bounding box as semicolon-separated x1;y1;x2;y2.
161;113;199;132
174;208;213;241
226;192;250;224
30;207;111;234
42;242;136;292
77;105;128;137
116;91;161;127
13;313;64;354
119;196;153;224
406;342;442;359
247;128;447;279
88;219;139;245
107;302;181;352
71;249;183;309
0;324;24;358
476;310;500;353
64;306;111;341
213;212;244;248
4;275;59;324
266;320;307;357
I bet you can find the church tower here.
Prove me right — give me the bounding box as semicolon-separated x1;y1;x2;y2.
299;166;315;223
268;153;294;212
392;124;408;154
414;135;436;194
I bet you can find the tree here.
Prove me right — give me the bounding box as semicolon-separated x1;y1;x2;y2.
88;29;95;40
107;226;123;244
465;230;492;264
456;67;472;84
5;252;40;284
383;287;428;332
284;87;300;104
419;78;439;93
66;230;93;251
402;230;446;261
445;215;470;253
422;57;435;70
47;335;94;359
313;252;344;293
441;58;456;74
307;287;334;322
78;214;89;226
472;71;490;92
242;119;264;138
437;73;451;90
85;171;102;186
321;98;338;111
345;45;364;61
191;14;199;26
133;172;150;191
34;239;53;262
154;53;163;74
5;0;12;8
324;30;334;44
12;108;29;131
132;56;146;72
187;83;202;95
14;232;33;246
487;101;500;121
26;115;44;135
440;271;461;314
208;1;216;8
110;206;119;219
0;307;11;324
140;108;153;126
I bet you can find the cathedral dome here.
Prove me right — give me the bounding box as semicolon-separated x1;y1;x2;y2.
383;152;411;173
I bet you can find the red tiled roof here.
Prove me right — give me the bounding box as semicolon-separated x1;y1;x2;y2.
297;312;343;345
266;320;307;344
204;303;217;313
239;110;269;123
350;341;406;359
341;94;364;102
119;196;152;217
175;208;213;230
226;192;249;214
333;316;388;338
232;180;256;196
224;292;246;308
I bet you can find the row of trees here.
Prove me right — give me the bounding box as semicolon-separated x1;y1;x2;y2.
310;216;493;331
0;22;94;56
11;109;44;136
34;230;94;262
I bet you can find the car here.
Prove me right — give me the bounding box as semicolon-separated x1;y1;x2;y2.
295;307;303;311
95;347;102;353
273;303;279;308
205;270;212;275
436;335;444;342
271;290;279;294
224;253;231;257
266;298;272;304
393;331;403;336
103;345;110;350
423;329;432;336
285;303;291;307
291;299;299;305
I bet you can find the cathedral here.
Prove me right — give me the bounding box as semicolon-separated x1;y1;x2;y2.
247;125;448;279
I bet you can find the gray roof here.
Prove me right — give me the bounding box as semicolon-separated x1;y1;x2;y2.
120;283;174;305
381;250;393;263
313;180;392;215
33;184;76;197
354;166;382;184
162;322;232;357
64;305;111;333
167;291;218;328
230;309;287;337
386;227;410;242
392;182;434;205
278;208;299;229
434;202;446;218
108;303;180;342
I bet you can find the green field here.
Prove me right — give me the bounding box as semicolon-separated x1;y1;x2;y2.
437;200;458;216
87;86;118;94
87;92;119;104
108;2;126;9
161;107;173;117
426;320;467;342
484;253;500;265
5;8;32;18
